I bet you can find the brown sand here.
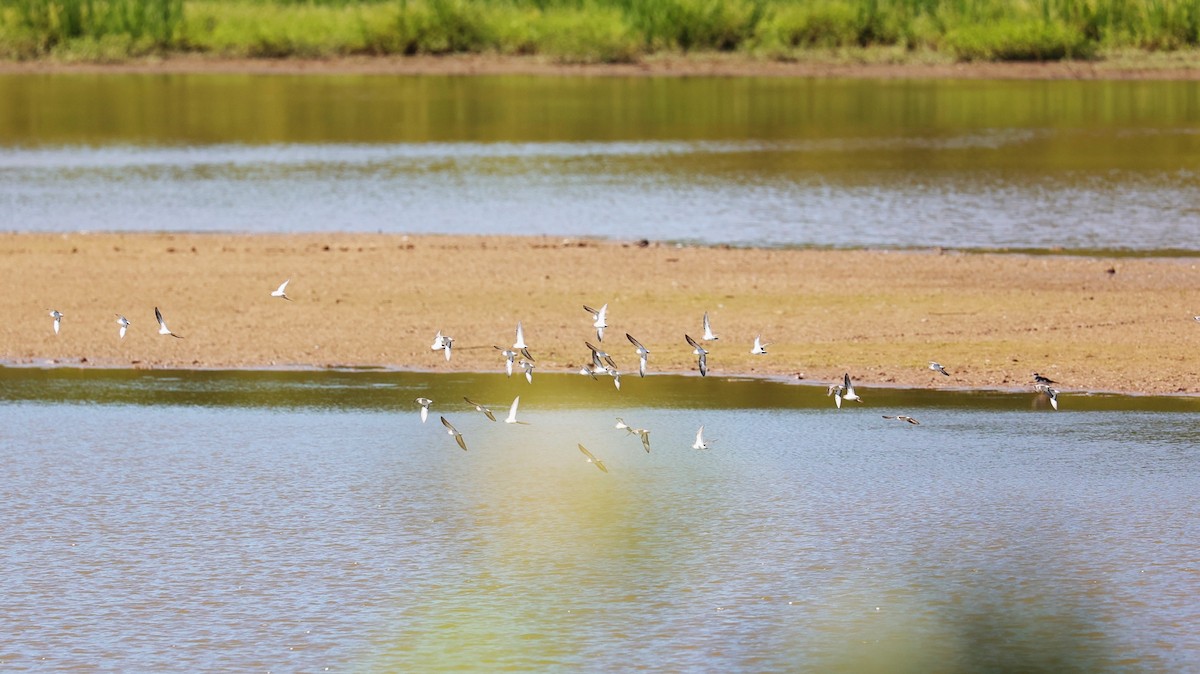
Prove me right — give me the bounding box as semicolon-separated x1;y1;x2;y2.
3;232;1199;395
4;53;1200;80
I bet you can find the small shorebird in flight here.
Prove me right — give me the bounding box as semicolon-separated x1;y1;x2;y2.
431;331;445;351
577;444;608;473
520;359;535;384
750;335;768;355
605;365;622;391
1032;372;1056;385
841;373;863;404
883;415;921;425
504;396;530;425
513;321;527;350
929;361;950;376
415;397;433;423
632;427;651;453
154;307;183;338
116;314;130;339
586;342;617;371
583;303;608;341
1035;383;1060;410
685;334;708;377
271;279;292;301
702;311;718;341
615;417;633;434
691;425;709;450
440;416;468;451
49;310;63;335
626;333;649;377
464;397;496;422
828;382;845;408
496;347;517;377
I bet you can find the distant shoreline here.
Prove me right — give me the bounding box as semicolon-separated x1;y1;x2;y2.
4;52;1200;80
3;232;1199;396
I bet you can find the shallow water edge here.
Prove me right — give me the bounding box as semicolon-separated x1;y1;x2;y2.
3;365;1197;413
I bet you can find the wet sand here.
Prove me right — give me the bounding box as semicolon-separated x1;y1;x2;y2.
4;53;1200;80
3;232;1199;395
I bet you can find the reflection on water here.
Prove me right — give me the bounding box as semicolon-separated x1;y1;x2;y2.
0;368;1197;671
2;75;1200;250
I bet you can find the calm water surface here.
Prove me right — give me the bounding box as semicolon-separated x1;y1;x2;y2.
1;369;1197;672
2;75;1200;251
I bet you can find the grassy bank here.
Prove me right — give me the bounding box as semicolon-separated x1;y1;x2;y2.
1;0;1199;63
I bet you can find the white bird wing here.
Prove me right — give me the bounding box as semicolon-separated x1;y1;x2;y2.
506;396;520;422
626;333;648;355
514;321;525;348
693;426;705;448
274;279;289;294
703;312;714;339
578;444;607;472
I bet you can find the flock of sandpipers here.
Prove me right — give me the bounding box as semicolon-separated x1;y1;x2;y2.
42;281;1073;473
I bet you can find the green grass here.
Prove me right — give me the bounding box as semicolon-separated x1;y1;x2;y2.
3;0;1200;62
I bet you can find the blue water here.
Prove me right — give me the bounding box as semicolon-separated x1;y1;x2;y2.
3;75;1200;251
1;371;1197;672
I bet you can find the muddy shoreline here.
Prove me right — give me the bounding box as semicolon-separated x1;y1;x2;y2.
4;53;1200;80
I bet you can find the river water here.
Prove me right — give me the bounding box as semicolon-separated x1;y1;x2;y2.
2;73;1198;671
1;368;1197;671
2;75;1200;251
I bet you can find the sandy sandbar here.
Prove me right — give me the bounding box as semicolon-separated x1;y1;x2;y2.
4;232;1199;395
